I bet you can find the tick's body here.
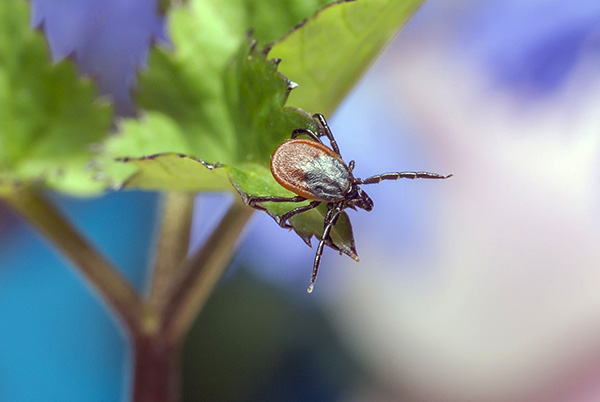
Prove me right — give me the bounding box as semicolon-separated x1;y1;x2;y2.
247;113;452;293
271;139;353;202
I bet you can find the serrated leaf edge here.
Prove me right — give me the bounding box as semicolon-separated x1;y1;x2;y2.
261;0;358;53
114;152;224;189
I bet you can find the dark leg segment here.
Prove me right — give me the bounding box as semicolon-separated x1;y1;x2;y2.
279;201;321;228
246;195;307;228
292;128;322;144
247;195;306;205
307;202;344;293
357;171;453;185
313;113;341;156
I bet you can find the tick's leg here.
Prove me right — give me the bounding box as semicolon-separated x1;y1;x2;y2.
321;202;338;243
291;128;323;144
279;201;321;228
313;113;341;156
247;195;306;207
323;202;344;251
356;171;453;185
307;202;343;293
247;195;307;228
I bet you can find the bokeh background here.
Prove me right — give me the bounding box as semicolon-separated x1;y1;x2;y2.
2;0;600;401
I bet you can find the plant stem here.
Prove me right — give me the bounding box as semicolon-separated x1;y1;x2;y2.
3;188;143;334
5;188;254;402
132;334;180;402
149;192;194;309
161;198;253;345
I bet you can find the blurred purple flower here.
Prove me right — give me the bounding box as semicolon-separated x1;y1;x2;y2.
460;0;600;95
31;0;163;115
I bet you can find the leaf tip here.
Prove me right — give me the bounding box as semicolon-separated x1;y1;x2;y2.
293;229;313;248
230;179;252;206
31;17;46;34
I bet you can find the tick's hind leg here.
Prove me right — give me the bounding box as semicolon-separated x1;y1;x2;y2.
246;195;307;228
313;113;341;156
247;195;306;207
357;171;453;184
307;202;343;293
292;128;322;144
279;201;321;228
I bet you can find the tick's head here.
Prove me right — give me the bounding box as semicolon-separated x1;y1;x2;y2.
347;186;373;211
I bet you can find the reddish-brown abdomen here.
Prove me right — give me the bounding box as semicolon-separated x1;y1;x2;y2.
270;139;351;202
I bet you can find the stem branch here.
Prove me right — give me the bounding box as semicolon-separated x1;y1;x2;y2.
162;199;253;344
4;188;143;334
149;192;194;308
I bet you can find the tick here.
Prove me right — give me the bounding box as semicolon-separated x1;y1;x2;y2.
247;113;452;293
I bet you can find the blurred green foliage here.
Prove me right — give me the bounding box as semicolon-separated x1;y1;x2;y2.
182;270;362;402
0;0;112;196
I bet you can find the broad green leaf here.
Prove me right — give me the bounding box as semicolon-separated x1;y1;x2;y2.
104;0;318;190
106;36;314;190
269;0;424;116
105;0;403;258
108;0;335;181
0;0;112;196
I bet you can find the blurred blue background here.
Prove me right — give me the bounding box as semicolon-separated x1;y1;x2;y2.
3;0;600;401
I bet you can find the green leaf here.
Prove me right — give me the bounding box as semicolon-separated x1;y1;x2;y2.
0;0;112;196
105;0;393;259
104;0;317;191
290;204;358;260
156;0;333;44
116;153;230;192
269;0;425;116
101;112;212;189
231;0;334;45
228;164;294;200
